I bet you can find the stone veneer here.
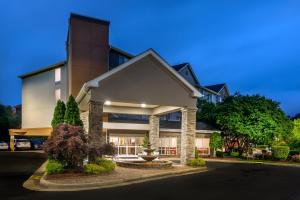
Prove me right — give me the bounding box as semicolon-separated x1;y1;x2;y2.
149;115;160;150
88;100;104;161
180;107;197;164
80;111;89;133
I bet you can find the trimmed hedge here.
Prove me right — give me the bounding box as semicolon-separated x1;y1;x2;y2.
84;158;116;174
187;158;206;167
95;158;116;171
46;160;64;175
272;146;290;160
84;164;106;174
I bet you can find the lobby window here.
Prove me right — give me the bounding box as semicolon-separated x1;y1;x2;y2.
195;138;210;156
159;137;177;155
55;68;61;83
55;89;61;101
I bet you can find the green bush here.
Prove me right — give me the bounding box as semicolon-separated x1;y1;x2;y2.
46;160;64;175
84;164;106;174
187;158;206;167
216;151;224;158
95;158;116;171
230;152;240;157
272;146;290;160
289;149;300;156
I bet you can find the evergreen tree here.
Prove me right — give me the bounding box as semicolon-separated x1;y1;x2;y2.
51;100;66;128
64;96;83;126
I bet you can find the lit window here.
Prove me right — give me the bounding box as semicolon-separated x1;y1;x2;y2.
55;89;61;101
55;68;61;82
159;137;177;155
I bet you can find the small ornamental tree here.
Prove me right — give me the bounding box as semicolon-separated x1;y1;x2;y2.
51;100;66;128
142;134;150;148
43;124;88;168
209;132;223;157
64;96;83;126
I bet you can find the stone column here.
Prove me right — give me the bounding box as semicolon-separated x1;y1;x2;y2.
88;100;103;162
149;115;160;150
180;107;197;165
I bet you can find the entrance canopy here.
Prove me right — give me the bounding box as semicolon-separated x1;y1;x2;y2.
76;49;201;114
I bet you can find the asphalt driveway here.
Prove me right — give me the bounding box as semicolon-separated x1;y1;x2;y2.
0;152;300;200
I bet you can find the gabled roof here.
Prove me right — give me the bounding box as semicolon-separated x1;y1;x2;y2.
76;49;202;102
110;46;134;59
18;61;66;79
172;63;189;71
204;83;226;93
172;63;200;87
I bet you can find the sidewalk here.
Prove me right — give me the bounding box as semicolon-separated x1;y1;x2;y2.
23;162;208;192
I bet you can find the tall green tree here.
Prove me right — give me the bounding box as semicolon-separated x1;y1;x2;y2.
209;132;223;157
215;95;293;154
196;99;216;124
64;96;83;126
51;100;66;128
289;119;300;150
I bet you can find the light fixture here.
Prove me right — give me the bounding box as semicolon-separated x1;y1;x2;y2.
141;103;146;108
104;100;111;105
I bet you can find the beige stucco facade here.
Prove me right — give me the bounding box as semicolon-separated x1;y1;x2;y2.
21;64;68;128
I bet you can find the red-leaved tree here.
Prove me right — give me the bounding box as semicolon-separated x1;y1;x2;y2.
43;124;88;168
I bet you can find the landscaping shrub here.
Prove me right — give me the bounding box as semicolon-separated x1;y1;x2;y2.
216;151;224;158
51;100;66;128
272;145;290;160
291;154;300;163
43;124;88;168
84;164;106;174
187;158;206;167
64;96;83;126
230;151;239;157
46;160;64;175
95;158;116;171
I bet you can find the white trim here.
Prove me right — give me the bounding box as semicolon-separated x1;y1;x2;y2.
77;49;201;102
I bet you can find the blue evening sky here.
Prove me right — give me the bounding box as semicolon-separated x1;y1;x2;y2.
0;0;299;116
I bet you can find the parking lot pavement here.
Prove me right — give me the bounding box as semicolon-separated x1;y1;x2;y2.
0;153;300;200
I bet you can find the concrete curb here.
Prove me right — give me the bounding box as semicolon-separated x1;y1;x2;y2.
23;160;48;191
24;163;208;192
204;158;300;168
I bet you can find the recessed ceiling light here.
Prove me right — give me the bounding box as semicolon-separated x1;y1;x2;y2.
104;100;111;105
141;103;146;108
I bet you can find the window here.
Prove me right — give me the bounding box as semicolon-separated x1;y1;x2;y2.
195;138;210;155
55;89;61;101
159;137;177;155
55;68;61;82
